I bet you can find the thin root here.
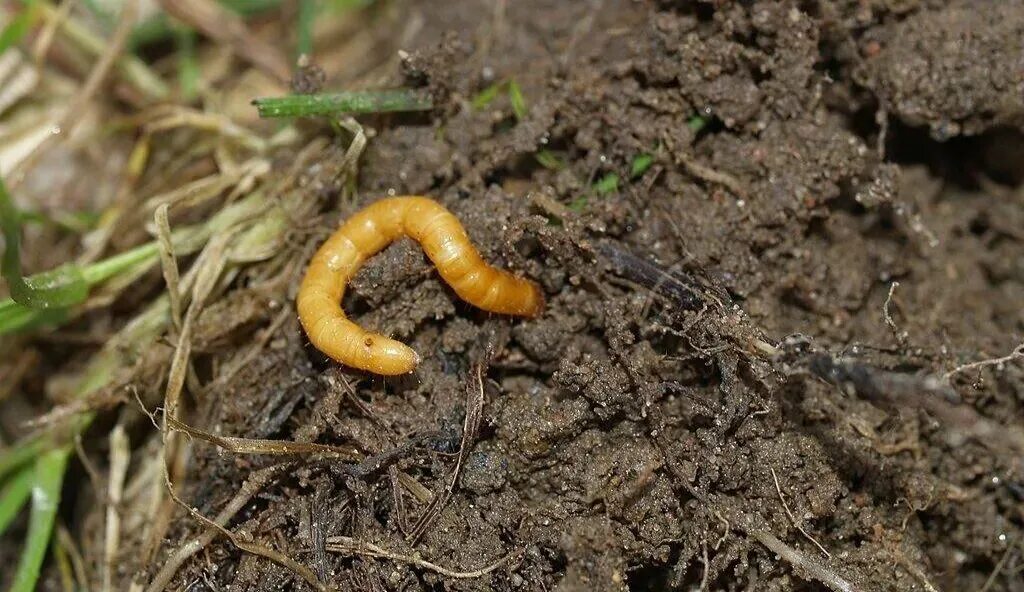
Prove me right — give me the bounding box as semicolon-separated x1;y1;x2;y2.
748;527;857;592
770;466;831;559
325;536;518;579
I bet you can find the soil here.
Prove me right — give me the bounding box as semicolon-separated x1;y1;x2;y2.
6;0;1024;590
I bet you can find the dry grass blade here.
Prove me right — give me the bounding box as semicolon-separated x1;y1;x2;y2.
163;230;233;420
144;107;267;153
34;0;168;101
54;523;88;591
159;460;328;591
103;425;129;592
166;416;361;459
144;464;289;592
8;0;139;190
154;204;182;335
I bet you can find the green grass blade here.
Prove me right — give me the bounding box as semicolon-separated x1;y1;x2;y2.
0;1;37;53
0;467;33;536
471;81;503;110
0;438;44;484
0;176;88;309
507;79;527;120
630;153;653;179
295;0;317;58
535;149;566;171
175;26;199;100
0;240;158;336
594;172;620;195
253;89;432;118
0;303;67;335
8;447;70;592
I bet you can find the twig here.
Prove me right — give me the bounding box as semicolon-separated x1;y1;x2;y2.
325;536;517;579
770;466;831;558
805;351;1024;455
805;352;959;405
891;548;941;592
679;154;749;199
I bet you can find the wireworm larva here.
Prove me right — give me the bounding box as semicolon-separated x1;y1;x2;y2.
297;196;544;375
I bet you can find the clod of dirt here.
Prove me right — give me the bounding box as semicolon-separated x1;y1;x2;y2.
862;0;1024;138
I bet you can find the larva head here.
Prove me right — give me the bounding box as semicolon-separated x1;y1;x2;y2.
509;279;546;318
526;281;546;317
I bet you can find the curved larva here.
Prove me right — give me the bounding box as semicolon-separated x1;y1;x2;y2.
297;196;544;375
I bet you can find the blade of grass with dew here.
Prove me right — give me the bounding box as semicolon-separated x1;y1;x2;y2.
0;190;257;336
0;0;37;54
0;303;67;335
0;466;33;536
253;89;432;118
508;79;527;121
0;176;88;309
630;153;653;179
8;446;71;592
0;240;163;336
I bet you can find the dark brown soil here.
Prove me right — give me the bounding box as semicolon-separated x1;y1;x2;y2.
15;0;1024;590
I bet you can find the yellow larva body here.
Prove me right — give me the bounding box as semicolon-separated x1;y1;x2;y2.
297;196;544;375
